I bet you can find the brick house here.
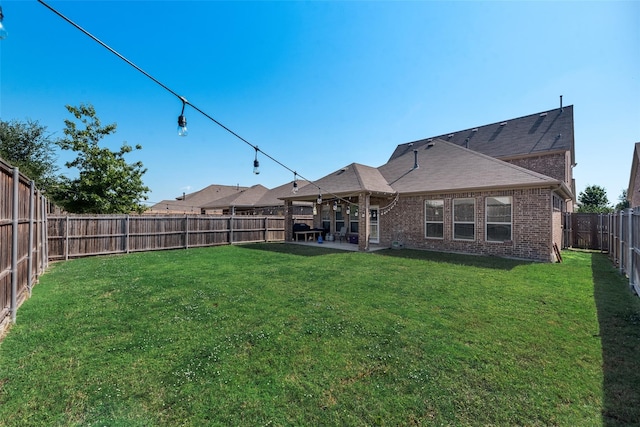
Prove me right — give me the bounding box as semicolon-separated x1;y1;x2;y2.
627;143;640;208
281;105;576;262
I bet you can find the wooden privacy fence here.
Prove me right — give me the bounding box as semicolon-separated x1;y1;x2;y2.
562;212;610;251
608;209;640;296
47;214;286;260
0;158;48;330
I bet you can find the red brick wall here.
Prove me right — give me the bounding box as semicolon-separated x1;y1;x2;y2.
379;188;555;262
505;152;571;187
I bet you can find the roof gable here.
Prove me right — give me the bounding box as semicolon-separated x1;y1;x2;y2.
150;184;248;211
380;139;562;194
282;163;394;200
389;106;575;163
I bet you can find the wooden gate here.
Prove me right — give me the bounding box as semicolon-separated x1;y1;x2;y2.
563;213;610;251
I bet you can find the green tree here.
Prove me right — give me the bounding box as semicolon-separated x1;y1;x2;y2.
577;185;612;213
0;118;61;192
52;104;149;214
615;189;630;211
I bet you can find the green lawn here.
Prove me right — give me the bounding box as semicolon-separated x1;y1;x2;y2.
0;244;638;426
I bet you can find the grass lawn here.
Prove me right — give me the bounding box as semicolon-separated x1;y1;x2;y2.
0;244;638;426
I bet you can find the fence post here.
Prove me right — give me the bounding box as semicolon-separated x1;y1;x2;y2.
619;210;624;274
184;214;189;249
64;215;70;261
27;181;35;297
629;208;635;290
125;215;130;254
10;167;19;323
229;216;234;244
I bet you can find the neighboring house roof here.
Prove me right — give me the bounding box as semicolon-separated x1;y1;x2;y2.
283;163;395;201
388;105;575;164
202;184;269;209
627;142;640;208
283;140;572;201
379;139;572;198
254;180;313;206
149;184;248;211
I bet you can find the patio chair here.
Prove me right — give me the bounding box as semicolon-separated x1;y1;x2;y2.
337;226;347;243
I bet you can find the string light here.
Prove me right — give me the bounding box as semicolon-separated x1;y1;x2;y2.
177;98;188;137
291;172;298;194
253;147;260;175
0;6;8;39
37;0;396;211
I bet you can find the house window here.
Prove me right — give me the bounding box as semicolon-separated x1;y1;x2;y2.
348;205;359;234
453;198;475;240
425;200;444;239
335;204;345;233
321;204;330;233
486;196;512;241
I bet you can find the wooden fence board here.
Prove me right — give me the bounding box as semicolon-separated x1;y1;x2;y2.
47;215;286;260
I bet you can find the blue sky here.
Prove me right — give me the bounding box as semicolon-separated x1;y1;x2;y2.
1;0;638;207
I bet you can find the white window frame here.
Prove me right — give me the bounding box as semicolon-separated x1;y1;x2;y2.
425;200;444;239
485;196;512;242
453;198;475;241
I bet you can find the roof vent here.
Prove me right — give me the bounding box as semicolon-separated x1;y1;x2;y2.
447;134;454;138
539;112;548;117
427;138;433;142
425;141;435;149
500;122;507;126
472;128;478;132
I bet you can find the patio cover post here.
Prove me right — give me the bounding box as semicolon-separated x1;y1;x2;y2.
358;192;370;251
284;200;293;241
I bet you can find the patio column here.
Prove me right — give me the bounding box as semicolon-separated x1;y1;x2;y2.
284;200;294;241
358;192;370;251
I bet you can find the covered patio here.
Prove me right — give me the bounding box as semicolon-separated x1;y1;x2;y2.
281;163;397;252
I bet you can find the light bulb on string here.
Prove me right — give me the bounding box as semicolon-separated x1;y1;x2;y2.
253;147;260;174
0;7;7;40
291;172;299;194
317;193;322;205
177;98;188;136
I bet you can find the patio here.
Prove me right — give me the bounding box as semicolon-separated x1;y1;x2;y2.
291;239;388;252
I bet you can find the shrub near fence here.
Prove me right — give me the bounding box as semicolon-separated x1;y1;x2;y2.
47;215;286;260
0;158;48;331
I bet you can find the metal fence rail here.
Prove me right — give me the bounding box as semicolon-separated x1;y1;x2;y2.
0;158;48;331
47;214;286;260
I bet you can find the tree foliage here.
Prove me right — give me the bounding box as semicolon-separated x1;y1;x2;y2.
51;104;149;214
0;118;61;192
577;185;612;213
615;189;630;211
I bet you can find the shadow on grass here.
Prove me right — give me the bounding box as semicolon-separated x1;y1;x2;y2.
239;242;350;257
373;248;532;270
591;253;640;426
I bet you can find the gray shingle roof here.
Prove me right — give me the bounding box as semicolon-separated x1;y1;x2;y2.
149;184;248;211
202;184;269;209
380;139;566;195
388;106;575;163
282;163;395;201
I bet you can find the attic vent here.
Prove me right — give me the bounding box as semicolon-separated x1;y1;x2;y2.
472;128;478;132
539;112;548;117
427;138;433;142
500;122;507;126
447;134;454;138
425;141;435;149
408;142;413;147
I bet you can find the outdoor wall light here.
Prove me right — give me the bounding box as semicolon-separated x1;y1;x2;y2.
253;147;260;175
177;99;188;136
0;7;8;40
